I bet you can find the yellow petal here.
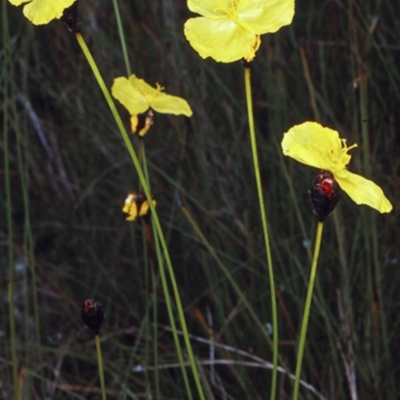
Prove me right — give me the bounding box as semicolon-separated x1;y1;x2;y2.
139;201;150;217
139;200;156;217
131;110;155;136
10;0;77;25
130;115;139;134
130;75;159;99
187;0;228;18
335;170;392;213
238;0;295;34
282;121;344;172
131;75;192;116
123;194;138;221
125;210;138;221
8;0;30;4
111;77;149;115
152;93;193;116
184;17;256;63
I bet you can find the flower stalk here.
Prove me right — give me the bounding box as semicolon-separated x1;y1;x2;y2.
293;221;324;400
81;299;106;400
244;65;278;400
75;31;205;400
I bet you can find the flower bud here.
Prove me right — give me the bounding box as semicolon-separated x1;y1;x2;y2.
81;299;104;335
61;3;80;34
310;170;340;221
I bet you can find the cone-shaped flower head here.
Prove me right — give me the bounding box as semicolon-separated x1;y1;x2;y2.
111;75;192;136
281;121;392;213
8;0;76;25
81;299;104;335
184;0;295;63
123;192;156;222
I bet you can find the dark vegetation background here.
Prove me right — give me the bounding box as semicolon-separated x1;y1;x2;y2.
1;0;399;398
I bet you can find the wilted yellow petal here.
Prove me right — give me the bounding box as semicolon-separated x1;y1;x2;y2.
125;210;138;221
130;110;155;136
184;17;256;63
130;115;139;134
139;201;150;217
336;170;392;213
123;194;139;221
139;199;156;217
137;200;153;216
282;122;343;171
111;77;149;115
9;0;76;25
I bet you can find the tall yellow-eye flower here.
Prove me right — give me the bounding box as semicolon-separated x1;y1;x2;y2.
111;75;192;136
8;0;76;25
281;121;392;213
184;0;295;63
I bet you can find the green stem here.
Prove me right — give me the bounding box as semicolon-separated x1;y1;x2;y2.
157;226;206;400
293;221;324;400
243;65;278;399
152;220;194;400
151;264;161;400
111;0;131;75
95;334;107;400
74;32;203;399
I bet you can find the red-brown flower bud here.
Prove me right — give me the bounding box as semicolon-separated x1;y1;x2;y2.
81;299;104;335
310;170;340;221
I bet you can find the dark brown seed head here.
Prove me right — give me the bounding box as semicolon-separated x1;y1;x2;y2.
81;299;104;335
310;170;340;221
61;2;80;34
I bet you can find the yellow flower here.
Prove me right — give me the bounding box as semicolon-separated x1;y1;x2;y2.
184;0;295;63
8;0;76;25
111;75;192;136
123;192;157;222
281;121;392;213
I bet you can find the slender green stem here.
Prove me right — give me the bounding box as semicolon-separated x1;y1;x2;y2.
151;264;161;400
156;226;206;400
95;334;107;400
293;221;324;400
111;0;131;75
143;227;151;396
152;220;194;400
75;32;204;399
243;65;278;399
